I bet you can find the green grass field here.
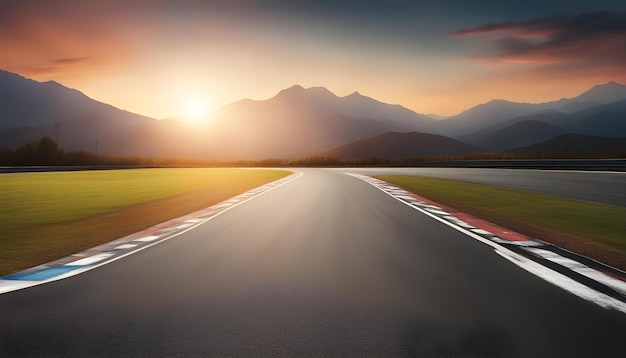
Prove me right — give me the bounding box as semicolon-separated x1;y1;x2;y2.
0;168;289;275
376;175;626;270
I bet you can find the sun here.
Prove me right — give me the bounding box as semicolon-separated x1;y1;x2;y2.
183;99;210;122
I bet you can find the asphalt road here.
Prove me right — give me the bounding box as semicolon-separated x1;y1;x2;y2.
340;167;626;207
1;169;625;357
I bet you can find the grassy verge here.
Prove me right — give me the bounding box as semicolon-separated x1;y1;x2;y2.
376;175;626;270
0;168;289;275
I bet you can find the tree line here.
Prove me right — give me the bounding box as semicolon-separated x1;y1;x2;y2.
1;136;624;167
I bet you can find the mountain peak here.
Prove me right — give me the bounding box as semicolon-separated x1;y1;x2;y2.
276;84;305;96
287;84;305;91
274;85;337;101
487;99;514;104
576;81;626;102
307;86;336;96
343;90;372;101
597;81;622;88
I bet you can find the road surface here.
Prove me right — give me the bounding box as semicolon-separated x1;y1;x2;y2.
1;168;625;356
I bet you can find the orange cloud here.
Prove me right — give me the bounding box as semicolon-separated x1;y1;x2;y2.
0;1;152;80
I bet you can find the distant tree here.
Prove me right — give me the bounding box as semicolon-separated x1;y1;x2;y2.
37;136;57;164
0;146;13;165
10;136;57;165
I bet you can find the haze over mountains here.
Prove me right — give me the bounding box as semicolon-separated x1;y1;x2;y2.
327;132;485;159
1;69;625;160
203;85;437;159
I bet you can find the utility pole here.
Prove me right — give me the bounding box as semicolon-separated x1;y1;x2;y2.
96;140;99;156
54;122;62;166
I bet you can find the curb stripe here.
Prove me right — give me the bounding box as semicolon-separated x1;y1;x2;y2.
348;173;626;314
134;235;160;242
527;247;626;296
0;171;303;295
66;253;114;266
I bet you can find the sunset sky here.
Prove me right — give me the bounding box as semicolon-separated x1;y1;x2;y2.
1;0;625;119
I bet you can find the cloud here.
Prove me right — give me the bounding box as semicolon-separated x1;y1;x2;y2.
450;12;626;74
14;58;100;77
51;57;91;66
0;1;153;79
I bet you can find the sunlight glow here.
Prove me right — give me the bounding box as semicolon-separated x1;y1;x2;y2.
184;100;209;120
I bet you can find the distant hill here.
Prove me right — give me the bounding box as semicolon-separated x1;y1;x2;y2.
459;120;567;152
0;70;153;130
0;69;169;156
432;81;626;136
557;81;626;113
326;131;485;159
430;99;553;136
335;90;432;129
510;134;626;158
457;98;626;151
567;99;626;137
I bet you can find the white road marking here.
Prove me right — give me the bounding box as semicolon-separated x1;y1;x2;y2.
114;244;138;250
424;209;450;216
496;249;626;314
66;253;114;266
444;217;475;228
422;205;443;210
397;195;421;202
134;235;160;242
0;281;36;294
509;241;544;247
470;228;494;236
528;248;626;296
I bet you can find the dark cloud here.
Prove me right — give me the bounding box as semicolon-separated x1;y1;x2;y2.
450;11;626;71
51;58;92;65
12;57;99;77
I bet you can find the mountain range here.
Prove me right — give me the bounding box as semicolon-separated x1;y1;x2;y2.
1;69;625;160
431;81;626;137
